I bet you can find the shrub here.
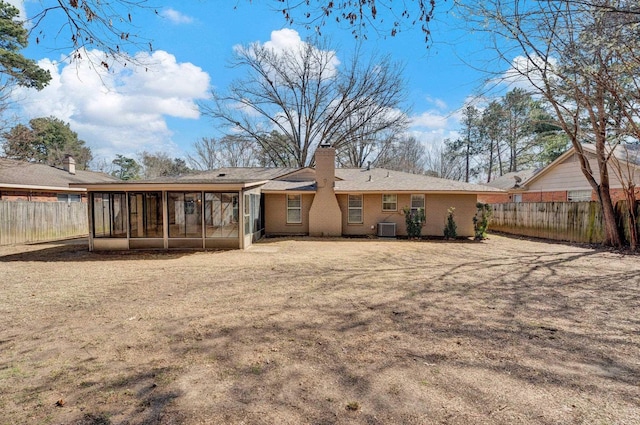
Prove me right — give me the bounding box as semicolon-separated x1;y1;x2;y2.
403;206;426;239
443;207;457;240
473;202;493;240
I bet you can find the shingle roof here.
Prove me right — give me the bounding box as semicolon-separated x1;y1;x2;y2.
0;158;117;189
184;167;296;182
262;167;504;193
483;169;538;190
333;168;504;193
261;180;316;191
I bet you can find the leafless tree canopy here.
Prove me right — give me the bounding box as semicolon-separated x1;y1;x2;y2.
26;0;153;67
187;135;258;170
273;0;438;44
201;37;409;167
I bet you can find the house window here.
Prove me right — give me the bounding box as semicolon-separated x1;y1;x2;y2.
382;194;397;211
567;190;592;202
57;194;82;203
512;194;523;203
348;194;363;224
287;194;302;224
92;192;127;238
129;192;163;238
168;192;202;238
411;194;425;213
205;192;239;238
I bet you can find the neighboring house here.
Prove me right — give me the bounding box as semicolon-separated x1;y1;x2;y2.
480;144;640;203
72;146;503;251
478;169;538;204
0;156;117;202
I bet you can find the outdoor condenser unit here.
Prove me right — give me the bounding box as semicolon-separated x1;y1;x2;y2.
377;222;396;238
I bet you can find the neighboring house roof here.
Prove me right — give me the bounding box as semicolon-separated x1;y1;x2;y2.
0;158;117;191
522;143;640;190
484;169;538;190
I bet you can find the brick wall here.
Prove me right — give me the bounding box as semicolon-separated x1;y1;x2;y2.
477;193;511;204
0;190;88;203
522;191;568;202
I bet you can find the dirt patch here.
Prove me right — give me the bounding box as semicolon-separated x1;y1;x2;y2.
1;235;639;424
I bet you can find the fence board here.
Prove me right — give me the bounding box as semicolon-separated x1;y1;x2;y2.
490;202;605;244
0;201;88;245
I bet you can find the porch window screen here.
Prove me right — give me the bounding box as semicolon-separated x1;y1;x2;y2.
287;194;302;224
348;194;363;224
168;192;202;238
93;192;126;238
129;192;163;238
205;192;239;238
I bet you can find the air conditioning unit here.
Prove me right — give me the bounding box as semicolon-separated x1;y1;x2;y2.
378;222;396;238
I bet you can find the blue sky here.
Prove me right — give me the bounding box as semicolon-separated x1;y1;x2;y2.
7;1;508;166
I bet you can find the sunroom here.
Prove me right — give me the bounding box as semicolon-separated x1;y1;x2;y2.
73;181;266;251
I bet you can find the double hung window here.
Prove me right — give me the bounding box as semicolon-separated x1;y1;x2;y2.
287;194;302;224
382;194;397;211
348;194;363;224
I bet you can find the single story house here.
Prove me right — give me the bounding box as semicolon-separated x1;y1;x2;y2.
479;144;640;203
72;146;504;251
0;156;117;202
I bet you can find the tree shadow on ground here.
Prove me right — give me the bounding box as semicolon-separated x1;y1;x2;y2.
2;237;639;424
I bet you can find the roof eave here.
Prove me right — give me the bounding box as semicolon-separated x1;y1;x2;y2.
0;183;87;192
70;180;269;191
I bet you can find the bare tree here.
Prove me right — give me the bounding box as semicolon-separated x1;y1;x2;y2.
26;1;153;67
201;38;409;167
423;142;464;180
188;135;258;170
458;0;640;247
375;135;426;174
275;0;438;44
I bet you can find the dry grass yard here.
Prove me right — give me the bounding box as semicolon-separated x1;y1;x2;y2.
1;235;639;425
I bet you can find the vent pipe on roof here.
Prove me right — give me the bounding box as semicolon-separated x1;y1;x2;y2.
368;175;372;182
63;155;76;175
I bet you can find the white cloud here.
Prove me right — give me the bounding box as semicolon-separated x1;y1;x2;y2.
410;111;449;130
499;54;559;93
408;104;461;149
160;8;194;25
236;29;341;80
425;96;447;111
12;49;211;162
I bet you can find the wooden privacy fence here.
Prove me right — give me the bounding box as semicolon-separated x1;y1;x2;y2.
0;201;88;245
490;202;605;244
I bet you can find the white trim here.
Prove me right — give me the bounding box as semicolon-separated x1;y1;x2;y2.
348;194;363;224
286;194;302;224
0;183;86;192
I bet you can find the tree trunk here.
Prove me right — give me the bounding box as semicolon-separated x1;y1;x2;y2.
624;185;638;250
594;154;623;247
